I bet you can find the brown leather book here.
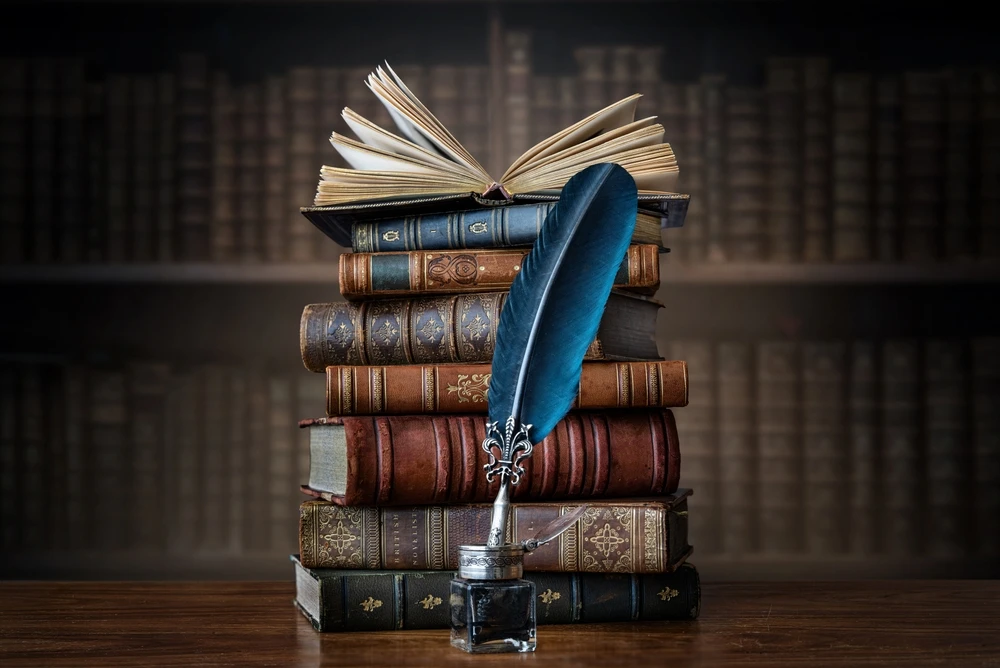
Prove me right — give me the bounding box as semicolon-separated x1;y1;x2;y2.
298;491;691;573
338;245;660;300
299;410;681;506
326;360;688;416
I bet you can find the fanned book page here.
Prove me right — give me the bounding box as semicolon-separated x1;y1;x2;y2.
315;63;680;206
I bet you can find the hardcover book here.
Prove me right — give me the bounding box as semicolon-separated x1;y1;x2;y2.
339;245;661;299
324;360;688;415
292;555;700;632
300;291;661;370
297;492;691;572
301;64;688;246
300;410;681;506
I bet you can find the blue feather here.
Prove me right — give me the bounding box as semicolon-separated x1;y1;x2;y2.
488;163;639;443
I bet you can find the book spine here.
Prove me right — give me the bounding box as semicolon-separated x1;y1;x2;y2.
848;342;878;554
504;32;532;168
305;410;681;507
982;71;1000;258
210;72;237;263
56;59;87;263
201;365;228;552
943;70;978;259
175;54;211;261
725;86;766;261
245;367;270;551
351;203;557;253
802;342;847;554
227;368;246;553
301;293;606;370
923;340;970;556
831;73;873;262
325;360;688;416
901;72;945;261
881;341;922;555
339;245;659;299
236;83;263;262
299;493;689;572
669;341;719;554
874;76;901;262
131;76;157;262
677;83;706;262
295;561;700;632
128;362;170;550
287;67;320;263
105;75;130;262
263;76;287;262
801;58;832;262
63;364;88;548
155;73;176;262
89;367;128;549
765;58;803;261
716;342;755;552
270;375;296;554
17;365;42;548
0;365;17;548
972;337;1000;555
756;342;801;554
574;47;608;113
85;82;106;263
701;74;727;262
44;364;66;550
29;59;56;263
167;369;201;552
0;59;27;263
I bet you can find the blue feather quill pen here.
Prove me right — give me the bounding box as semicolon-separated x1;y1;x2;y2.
481;163;639;547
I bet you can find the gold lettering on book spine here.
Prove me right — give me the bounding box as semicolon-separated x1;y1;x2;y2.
445;373;490;403
429;506;445;569
371;367;384;413
341;368;353;414
423;367;436;412
644;507;661;572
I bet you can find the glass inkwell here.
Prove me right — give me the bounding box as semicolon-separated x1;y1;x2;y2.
449;418;586;654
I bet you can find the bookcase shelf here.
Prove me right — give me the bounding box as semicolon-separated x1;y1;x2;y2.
3;262;1000;285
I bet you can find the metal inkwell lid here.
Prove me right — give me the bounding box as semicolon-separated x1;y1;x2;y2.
457;505;589;581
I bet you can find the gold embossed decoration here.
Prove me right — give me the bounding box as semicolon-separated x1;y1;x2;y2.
538;589;561;605
381;230;400;242
589;522;627;557
657;587;679;601
468;221;488;234
420;595;443;610
427;254;479;286
445;373;491;403
321;520;359;555
360;597;383;612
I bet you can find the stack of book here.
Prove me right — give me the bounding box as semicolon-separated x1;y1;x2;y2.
289;65;702;631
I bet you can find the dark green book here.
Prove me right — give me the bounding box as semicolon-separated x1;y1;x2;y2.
291;555;700;632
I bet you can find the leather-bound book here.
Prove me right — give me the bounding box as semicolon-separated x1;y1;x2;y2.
299;410;680;506
338;245;660;299
300;291;661;371
298;491;690;572
292;555;700;632
325;360;687;415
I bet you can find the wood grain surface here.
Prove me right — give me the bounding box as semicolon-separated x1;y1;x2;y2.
1;581;998;666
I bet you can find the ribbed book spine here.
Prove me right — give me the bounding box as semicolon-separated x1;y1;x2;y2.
167;369;201;552
848;342;878;554
756;342;800;553
943;70;978;259
269;375;296;554
209;72;236;262
287;67;320;263
801;58;831;262
105;74;130;262
263;76;287;262
298;495;690;572
678;83;706;262
175;54;211;261
717;342;755;552
89;367;128;549
702;74;727;262
155;73;176;263
129;362;170;550
831;73;873;261
765;58;802;262
131;76;157;262
57;59;86;263
29;59;55;263
21;366;46;548
881;341;921;554
236;83;263;262
339;245;659;299
64;365;87;548
294;558;700;632
201;365;228;551
874;76;901;261
725;86;766;261
325;360;687;416
901;72;945;260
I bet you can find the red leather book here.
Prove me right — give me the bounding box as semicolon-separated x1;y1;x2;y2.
299;410;681;506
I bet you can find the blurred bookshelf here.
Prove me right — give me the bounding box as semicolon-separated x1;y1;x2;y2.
1;1;999;581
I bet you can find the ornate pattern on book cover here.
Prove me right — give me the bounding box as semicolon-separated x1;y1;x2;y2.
297;493;690;573
338;245;660;299
301;410;681;506
300;293;619;371
325;360;688;415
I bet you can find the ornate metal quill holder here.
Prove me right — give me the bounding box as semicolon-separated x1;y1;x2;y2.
449;417;586;654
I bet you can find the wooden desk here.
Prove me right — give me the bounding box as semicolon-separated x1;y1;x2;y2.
1;581;998;666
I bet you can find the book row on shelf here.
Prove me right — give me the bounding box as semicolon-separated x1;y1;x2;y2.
3;35;999;268
1;334;996;559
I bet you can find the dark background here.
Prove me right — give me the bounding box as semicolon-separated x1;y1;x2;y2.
0;0;997;580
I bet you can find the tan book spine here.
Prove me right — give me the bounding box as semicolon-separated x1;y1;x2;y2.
338;245;660;299
326;360;688;416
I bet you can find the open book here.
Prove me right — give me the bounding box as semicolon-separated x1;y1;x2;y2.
315;63;680;207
